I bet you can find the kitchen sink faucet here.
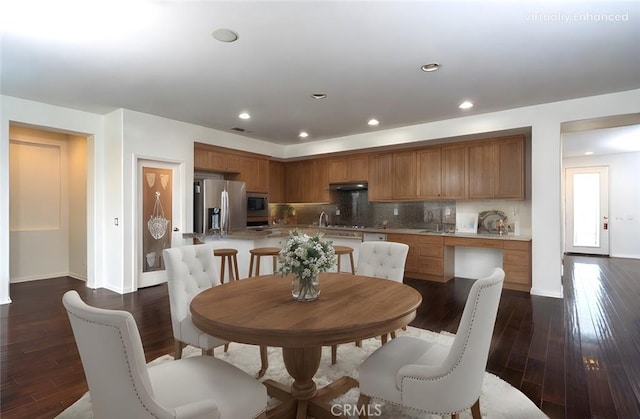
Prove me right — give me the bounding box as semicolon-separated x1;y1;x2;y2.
319;211;328;228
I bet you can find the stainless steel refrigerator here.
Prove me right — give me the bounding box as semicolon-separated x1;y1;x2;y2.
194;179;247;234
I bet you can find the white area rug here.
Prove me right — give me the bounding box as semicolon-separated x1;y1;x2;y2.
57;327;547;418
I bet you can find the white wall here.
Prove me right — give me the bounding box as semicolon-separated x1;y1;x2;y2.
2;89;639;303
68;135;88;279
564;152;640;258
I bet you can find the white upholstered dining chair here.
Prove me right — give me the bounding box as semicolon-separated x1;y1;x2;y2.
356;267;505;419
163;244;269;377
331;241;409;364
63;290;268;419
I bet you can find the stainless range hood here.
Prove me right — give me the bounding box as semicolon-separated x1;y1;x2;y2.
328;182;368;191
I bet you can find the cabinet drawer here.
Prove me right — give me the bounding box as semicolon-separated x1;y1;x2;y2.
418;235;444;245
387;234;418;246
504;264;530;285
503;240;531;251
418;244;443;258
503;249;530;266
444;237;504;249
418;257;444;275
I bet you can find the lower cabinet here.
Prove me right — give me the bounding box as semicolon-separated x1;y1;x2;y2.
387;234;454;282
502;240;532;292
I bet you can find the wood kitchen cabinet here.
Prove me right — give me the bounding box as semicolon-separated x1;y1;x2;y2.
494;136;525;198
194;146;242;173
416;147;442;199
269;160;286;203
392;151;417;200
285;159;330;203
387;233;453;282
468;136;525;199
503;240;532;292
441;144;468;199
237;156;269;193
368;153;393;201
386;233;418;273
328;155;369;183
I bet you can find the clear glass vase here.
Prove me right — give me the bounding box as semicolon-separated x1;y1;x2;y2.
292;274;320;301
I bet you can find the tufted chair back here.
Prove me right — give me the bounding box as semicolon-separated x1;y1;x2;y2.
356;241;409;282
357;268;505;418
398;267;505;413
163;244;227;358
63;290;169;419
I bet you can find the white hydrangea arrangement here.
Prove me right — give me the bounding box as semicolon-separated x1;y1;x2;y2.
278;230;336;280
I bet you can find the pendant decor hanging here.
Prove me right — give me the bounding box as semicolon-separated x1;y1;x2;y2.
148;191;170;240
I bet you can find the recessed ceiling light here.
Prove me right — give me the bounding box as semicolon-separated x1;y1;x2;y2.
459;101;474;110
585;151;594;155
212;28;238;42
311;93;327;99
368;118;379;126
421;63;440;72
299;131;309;139
238;112;250;120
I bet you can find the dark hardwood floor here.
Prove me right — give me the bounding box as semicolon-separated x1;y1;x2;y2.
1;254;639;418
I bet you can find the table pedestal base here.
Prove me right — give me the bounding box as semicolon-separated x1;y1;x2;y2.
264;376;359;419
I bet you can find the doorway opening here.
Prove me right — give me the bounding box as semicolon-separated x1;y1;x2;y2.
8;124;88;283
564;166;609;256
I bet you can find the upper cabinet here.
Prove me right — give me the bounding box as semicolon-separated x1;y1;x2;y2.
392;151;417;200
237;156;269;193
195;133;525;204
416;147;442;199
285;159;330;203
417;145;467;200
368;153;394;201
269;160;286;203
194;145;242;173
328;155;369;183
194;143;269;193
441;144;468;200
468;136;524;200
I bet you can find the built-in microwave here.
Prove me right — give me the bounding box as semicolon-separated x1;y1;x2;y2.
247;193;269;218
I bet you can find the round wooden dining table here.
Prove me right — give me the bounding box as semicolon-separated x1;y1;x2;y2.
190;272;422;419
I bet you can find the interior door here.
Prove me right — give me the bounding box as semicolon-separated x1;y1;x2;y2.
137;159;183;288
565;166;609;255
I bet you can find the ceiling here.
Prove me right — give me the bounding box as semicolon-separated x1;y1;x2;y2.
563;124;640;158
1;1;639;146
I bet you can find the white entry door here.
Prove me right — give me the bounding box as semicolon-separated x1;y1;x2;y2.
136;159;183;288
565;166;609;255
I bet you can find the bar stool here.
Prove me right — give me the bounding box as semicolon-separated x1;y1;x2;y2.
248;247;280;277
213;248;240;283
332;245;355;274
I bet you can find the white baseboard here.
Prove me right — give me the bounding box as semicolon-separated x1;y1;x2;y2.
530;285;564;299
10;272;85;284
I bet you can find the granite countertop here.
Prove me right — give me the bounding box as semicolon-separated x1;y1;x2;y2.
269;225;532;241
184;226;531;242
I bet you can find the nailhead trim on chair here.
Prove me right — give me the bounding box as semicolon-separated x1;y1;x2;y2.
396;279;502;415
66;310;159;418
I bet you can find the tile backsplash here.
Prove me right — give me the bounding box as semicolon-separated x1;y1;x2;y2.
269;190;531;235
